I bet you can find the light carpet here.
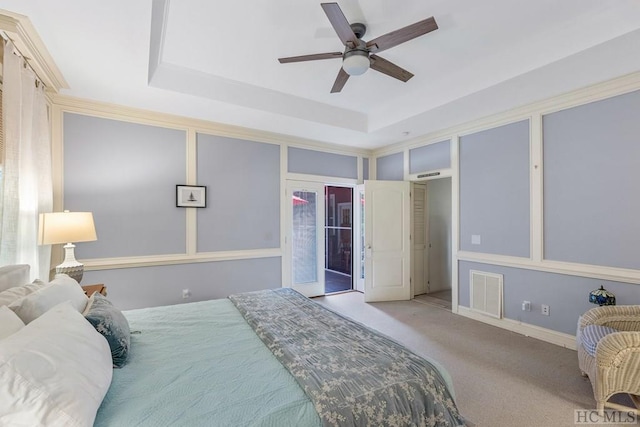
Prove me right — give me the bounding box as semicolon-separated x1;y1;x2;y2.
314;291;605;427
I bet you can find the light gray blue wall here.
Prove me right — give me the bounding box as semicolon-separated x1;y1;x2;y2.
458;261;640;335
459;120;530;257
64;113;365;309
288;147;357;179
376;152;404;180
409;140;451;173
455;92;640;337
82;257;281;310
363;157;369;180
543;89;640;270
196;134;280;251
63;113;187;259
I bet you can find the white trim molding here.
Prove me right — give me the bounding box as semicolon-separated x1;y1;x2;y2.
374;70;640;159
458;306;576;350
52;95;371;158
83;248;282;271
458;251;640;286
285;172;358;185
0;10;68;91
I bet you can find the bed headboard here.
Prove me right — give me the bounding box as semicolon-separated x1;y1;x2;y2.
0;264;31;292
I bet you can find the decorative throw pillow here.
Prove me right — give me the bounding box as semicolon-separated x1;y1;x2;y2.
0;279;46;307
8;277;88;324
0;301;112;426
0;306;25;339
0;264;30;292
83;293;131;368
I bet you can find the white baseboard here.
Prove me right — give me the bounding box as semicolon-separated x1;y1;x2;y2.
457;306;577;350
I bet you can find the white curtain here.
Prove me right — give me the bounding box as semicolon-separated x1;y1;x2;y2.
0;40;53;280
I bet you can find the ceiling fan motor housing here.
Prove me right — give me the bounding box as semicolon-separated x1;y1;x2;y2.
350;22;367;39
343;39;370;76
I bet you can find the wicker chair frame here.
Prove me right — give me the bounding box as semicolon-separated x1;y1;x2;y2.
577;305;640;414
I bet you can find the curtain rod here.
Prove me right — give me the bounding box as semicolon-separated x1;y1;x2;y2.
1;33;44;89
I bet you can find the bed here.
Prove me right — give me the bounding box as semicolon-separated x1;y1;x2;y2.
0;265;467;427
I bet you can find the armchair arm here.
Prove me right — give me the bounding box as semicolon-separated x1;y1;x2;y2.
596;331;640;370
579;305;640;332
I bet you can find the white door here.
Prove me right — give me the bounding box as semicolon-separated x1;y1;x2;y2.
353;184;365;292
364;180;411;302
412;183;428;296
285;180;325;297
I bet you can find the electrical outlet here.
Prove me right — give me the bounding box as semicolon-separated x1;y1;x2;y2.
182;289;191;299
522;301;531;311
541;304;550;316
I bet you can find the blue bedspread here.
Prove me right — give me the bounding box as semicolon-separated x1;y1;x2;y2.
94;298;320;427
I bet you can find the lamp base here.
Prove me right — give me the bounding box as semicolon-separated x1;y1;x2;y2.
55;264;84;283
55;243;84;283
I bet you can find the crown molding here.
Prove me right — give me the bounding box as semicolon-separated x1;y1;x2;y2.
0;9;68;92
375;70;640;158
52;93;372;157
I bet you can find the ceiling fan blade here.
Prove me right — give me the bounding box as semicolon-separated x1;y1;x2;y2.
370;55;413;82
366;17;438;54
321;2;359;48
331;68;350;93
278;52;343;63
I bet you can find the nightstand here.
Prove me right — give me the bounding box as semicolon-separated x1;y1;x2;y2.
81;283;107;297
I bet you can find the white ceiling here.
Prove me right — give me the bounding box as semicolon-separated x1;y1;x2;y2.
3;0;640;150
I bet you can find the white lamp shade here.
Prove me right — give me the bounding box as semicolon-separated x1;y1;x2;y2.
342;52;370;76
38;212;97;245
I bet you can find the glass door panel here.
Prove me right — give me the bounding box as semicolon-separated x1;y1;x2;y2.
286;180;325;297
292;190;318;285
353;184;365;292
325;186;353;294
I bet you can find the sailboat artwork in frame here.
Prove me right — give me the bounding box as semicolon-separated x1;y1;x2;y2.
176;185;207;208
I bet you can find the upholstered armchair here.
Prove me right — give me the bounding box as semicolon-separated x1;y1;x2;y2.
577;305;640;413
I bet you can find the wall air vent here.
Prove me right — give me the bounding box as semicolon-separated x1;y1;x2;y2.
470;270;503;319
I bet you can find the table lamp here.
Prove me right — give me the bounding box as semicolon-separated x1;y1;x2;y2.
38;211;97;283
588;285;616;306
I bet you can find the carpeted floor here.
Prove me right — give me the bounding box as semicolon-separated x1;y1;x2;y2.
415;289;452;310
314;291;605;427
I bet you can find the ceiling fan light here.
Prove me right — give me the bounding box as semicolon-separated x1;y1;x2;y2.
342;51;370;76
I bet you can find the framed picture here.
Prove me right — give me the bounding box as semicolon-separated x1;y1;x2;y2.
176;185;206;208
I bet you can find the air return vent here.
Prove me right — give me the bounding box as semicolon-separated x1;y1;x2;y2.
470;270;503;319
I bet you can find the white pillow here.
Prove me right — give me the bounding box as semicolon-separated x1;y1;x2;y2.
0;306;24;339
0;301;113;427
0;279;46;307
0;264;30;292
8;277;88;324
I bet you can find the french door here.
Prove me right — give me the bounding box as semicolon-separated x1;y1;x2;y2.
354;184;365;292
285;180;325;297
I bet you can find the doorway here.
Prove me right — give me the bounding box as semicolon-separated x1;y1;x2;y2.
325;186;353;294
412;177;452;308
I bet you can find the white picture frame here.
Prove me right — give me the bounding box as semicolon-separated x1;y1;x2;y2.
176;185;206;208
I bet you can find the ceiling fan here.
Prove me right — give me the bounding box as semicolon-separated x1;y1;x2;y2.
278;2;438;93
